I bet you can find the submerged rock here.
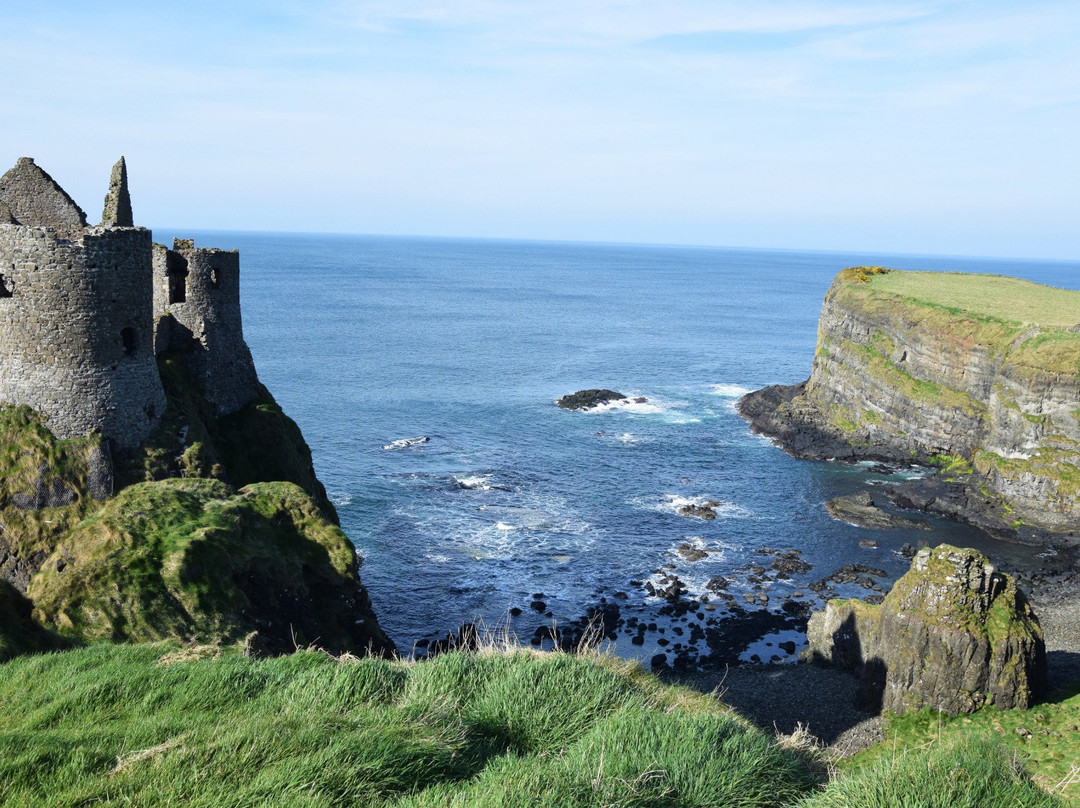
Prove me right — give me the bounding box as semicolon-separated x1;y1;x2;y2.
803;544;1046;715
825;491;930;530
556;389;626;410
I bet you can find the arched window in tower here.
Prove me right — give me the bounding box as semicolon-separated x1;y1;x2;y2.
210;267;221;289
0;274;11;298
121;327;137;356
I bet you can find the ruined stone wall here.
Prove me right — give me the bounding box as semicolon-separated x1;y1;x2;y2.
0;225;166;449
153;239;259;415
0;158;87;239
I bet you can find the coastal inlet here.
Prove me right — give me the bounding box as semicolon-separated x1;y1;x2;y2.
217;234;1078;670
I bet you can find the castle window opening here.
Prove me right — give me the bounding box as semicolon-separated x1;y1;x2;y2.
168;268;186;303
121;327;137;356
210;267;220;289
0;274;11;298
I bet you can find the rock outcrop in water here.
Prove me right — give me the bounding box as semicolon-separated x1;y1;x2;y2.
803;544;1046;715
739;266;1080;538
557;389;627;410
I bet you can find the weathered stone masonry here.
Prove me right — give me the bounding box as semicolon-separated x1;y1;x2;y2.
153;239;258;416
0;156;258;449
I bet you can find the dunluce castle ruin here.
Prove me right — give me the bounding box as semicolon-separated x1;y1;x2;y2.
0;157;258;450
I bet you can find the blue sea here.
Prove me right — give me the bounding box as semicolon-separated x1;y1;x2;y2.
160;232;1080;664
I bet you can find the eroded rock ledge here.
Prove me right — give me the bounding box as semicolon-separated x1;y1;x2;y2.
739;266;1080;539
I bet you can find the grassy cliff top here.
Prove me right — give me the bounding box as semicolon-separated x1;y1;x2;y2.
833;268;1080;375
857;269;1080;329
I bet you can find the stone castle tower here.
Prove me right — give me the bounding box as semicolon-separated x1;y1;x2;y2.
0;157;258;449
152;239;259;415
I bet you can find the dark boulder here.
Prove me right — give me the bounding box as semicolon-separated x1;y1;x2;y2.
556;389;626;410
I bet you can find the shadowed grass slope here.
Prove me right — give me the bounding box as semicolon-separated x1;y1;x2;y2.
0;644;1064;807
0;644;816;808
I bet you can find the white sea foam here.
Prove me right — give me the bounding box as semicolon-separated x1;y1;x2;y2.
329;492;353;507
382;435;430;450
582;396;667;415
455;474;495;491
635;494;754;520
709;384;753;398
425;553;452;564
495;521;517;531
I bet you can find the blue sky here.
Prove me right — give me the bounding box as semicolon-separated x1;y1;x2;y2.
3;1;1078;259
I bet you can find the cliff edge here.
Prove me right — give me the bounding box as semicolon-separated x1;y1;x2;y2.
739;266;1080;538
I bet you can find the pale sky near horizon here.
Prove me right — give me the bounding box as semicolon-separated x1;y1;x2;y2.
2;1;1078;260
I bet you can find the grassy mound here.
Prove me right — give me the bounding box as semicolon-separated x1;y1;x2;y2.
801;735;1063;808
865;683;1080;805
0;643;1062;807
27;478;391;656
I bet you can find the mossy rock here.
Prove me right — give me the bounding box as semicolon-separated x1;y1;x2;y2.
0;405;112;587
804;544;1045;715
122;352;337;522
27;478;393;656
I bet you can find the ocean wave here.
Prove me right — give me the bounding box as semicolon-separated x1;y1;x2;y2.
454;473;496;491
580;396;667;415
709;383;753;398
382;435;430;450
635;494;754;520
329;492;353;507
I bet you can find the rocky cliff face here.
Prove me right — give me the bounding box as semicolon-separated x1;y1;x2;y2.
739;267;1080;537
803;544;1045;715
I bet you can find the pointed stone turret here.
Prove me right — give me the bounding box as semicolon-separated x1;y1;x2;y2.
101;156;133;227
0;157;88;237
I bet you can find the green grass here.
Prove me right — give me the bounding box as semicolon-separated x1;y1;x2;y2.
856;683;1080;805
801;735;1063;808
0;644;817;808
0;643;1064;807
865;271;1080;330
832;269;1080;376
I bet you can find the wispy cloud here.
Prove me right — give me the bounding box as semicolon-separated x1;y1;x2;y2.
1;1;1078;257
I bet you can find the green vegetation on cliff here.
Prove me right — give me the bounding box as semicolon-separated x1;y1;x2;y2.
0;347;389;658
841;269;1080;375
0;406;110;572
0;643;1063;807
130;352;338;521
26;478;390;656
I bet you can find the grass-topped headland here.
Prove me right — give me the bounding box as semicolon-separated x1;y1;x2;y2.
739;265;1080;536
833;268;1080;376
0;642;1065;807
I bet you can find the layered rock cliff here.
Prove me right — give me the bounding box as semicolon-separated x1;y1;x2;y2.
740;267;1080;537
